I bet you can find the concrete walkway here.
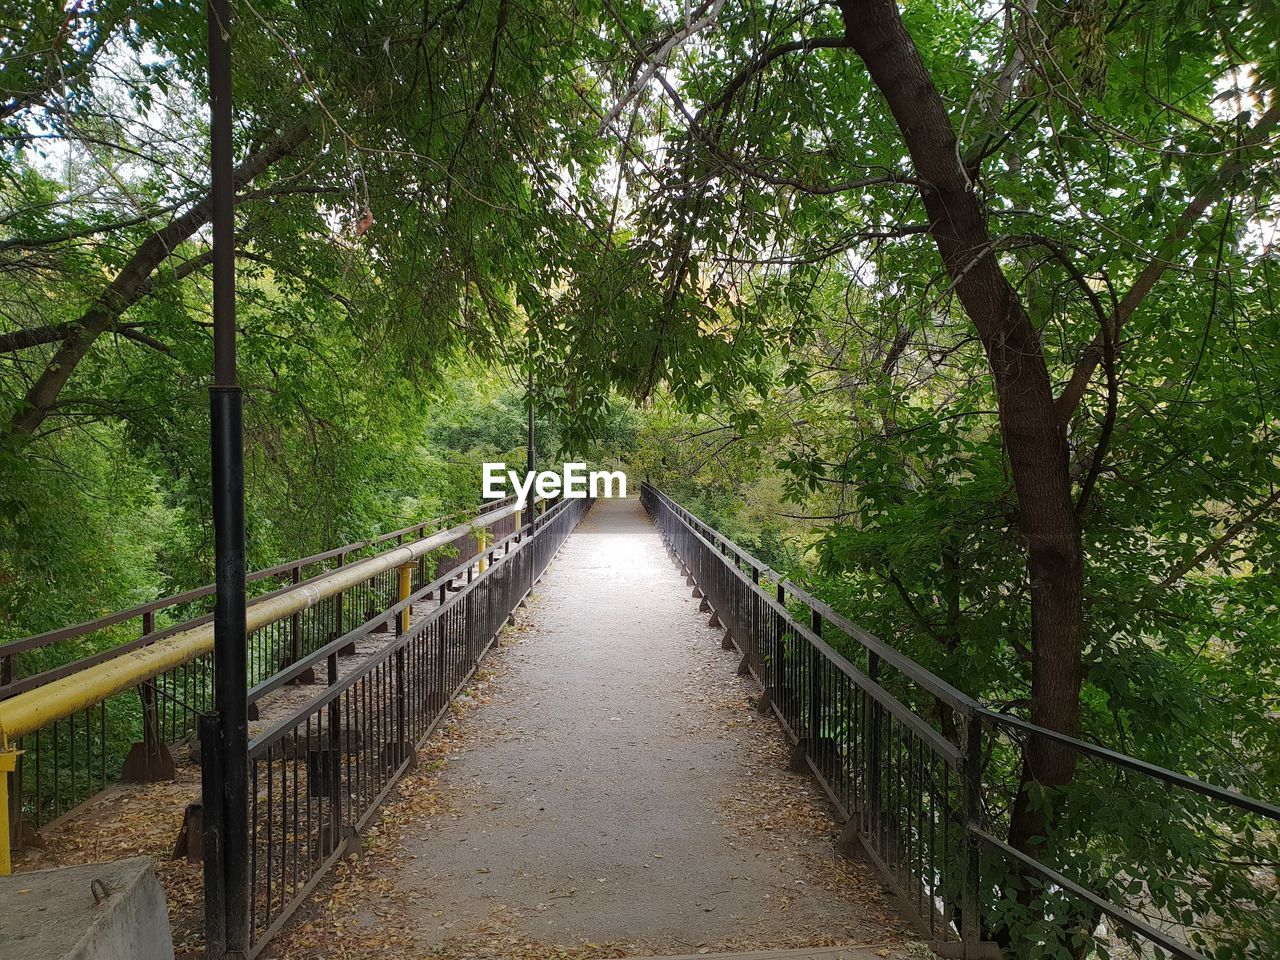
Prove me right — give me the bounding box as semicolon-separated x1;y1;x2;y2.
389;497;910;956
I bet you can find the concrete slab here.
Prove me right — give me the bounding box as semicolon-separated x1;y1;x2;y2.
0;856;174;960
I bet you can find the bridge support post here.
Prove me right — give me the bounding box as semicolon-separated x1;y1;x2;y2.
199;712;227;958
788;739;808;774
122;680;175;783
756;686;773;714
285;565;316;684
287;564;303;673
125;613;178;782
335;557;357;656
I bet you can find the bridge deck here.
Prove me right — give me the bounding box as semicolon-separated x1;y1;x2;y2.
269;498;911;958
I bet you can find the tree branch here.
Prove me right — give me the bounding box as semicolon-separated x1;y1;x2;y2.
704;35;852;115
1159;488;1280;589
1055;103;1280;422
9;120;312;437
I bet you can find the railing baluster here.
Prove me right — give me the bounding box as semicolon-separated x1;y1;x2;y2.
808;609;822;759
960;708;982;946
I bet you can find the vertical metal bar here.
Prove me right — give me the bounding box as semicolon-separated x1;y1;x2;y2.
1;655;16;859
304;715;312;872
960;710;983;944
336;553;346;634
867;651;883;841
201;713;227;959
289;566;302;666
526;365;536;480
929;751;938;938
774;583;786;717
808;609;822;752
327;650;341;850
206;0;248;953
249;755;257;939
98;703;105;791
395;571;407;765
290;728;298;899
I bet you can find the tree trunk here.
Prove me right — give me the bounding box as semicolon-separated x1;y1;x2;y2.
8;121;312;438
837;0;1084;867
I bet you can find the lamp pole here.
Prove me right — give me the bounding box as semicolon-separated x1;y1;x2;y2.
526;365;536;479
204;0;249;955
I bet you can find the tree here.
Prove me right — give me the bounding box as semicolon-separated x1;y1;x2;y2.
596;0;1280;950
1;0;615;441
0;0;620;629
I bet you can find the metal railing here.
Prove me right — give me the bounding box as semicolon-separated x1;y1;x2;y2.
641;481;1280;959
0;497;518;851
238;494;591;954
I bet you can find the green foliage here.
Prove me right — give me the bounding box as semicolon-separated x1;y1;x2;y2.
2;0;1279;953
604;0;1280;953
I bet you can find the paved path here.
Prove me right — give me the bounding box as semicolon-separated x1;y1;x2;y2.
388;497;910;957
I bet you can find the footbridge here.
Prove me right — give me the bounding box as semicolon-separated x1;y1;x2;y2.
1;488;1276;960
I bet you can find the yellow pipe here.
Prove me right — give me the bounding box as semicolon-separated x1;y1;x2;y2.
476;529;489;573
0;500;532;744
0;748;17;875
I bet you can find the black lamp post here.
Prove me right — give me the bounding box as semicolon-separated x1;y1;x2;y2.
203;0;249;955
526;367;536;479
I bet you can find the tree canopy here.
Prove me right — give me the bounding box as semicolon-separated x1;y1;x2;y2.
2;0;1278;955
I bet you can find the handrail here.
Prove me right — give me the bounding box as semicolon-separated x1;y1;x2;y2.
652;485;964;764
245;501;558;754
238;494;591;951
981;709;1280;821
0;495;517;659
647;481;1280;820
242;509;536;707
970;828;1211;960
644;482;976;712
643;480;1279;957
0;498;529;743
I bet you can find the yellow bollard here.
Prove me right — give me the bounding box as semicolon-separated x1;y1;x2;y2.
397;563;414;634
0;747;20;875
514;510;522;538
477;528;489;573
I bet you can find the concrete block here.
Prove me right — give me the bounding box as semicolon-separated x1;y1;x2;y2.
0;857;174;960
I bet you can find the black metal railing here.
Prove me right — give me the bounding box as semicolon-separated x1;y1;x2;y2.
641;481;1280;960
1;496;518;847
241;495;590;953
